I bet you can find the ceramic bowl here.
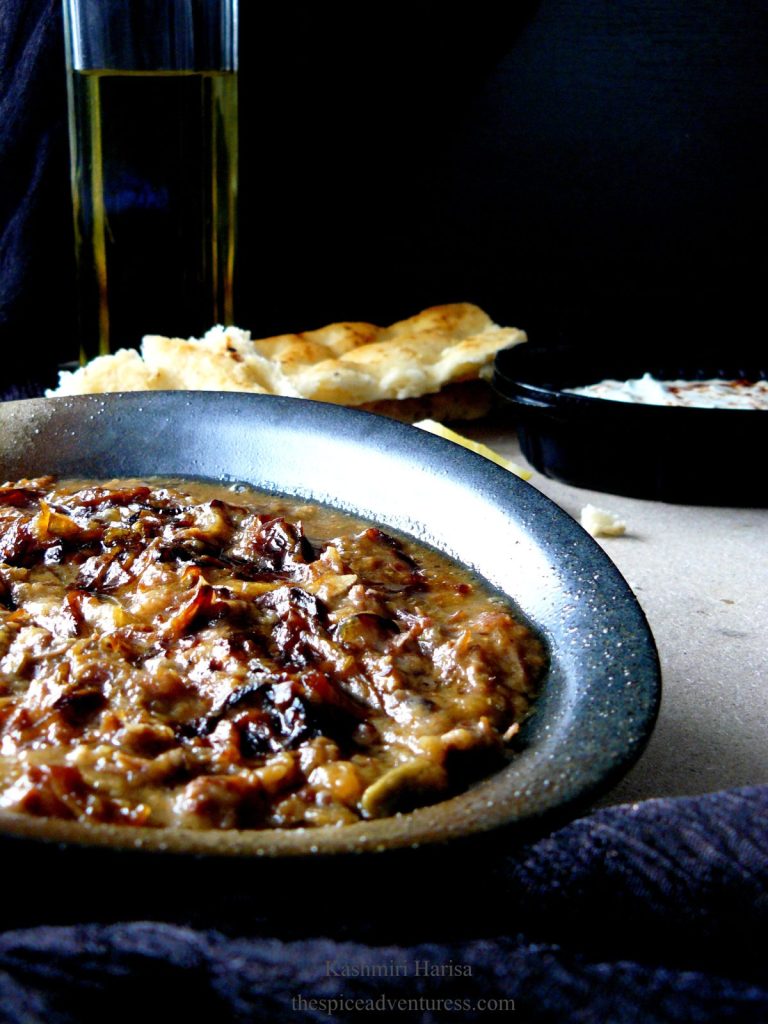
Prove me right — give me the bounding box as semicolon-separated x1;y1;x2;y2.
0;391;660;857
494;345;767;505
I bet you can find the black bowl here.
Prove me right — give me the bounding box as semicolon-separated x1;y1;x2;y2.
493;346;767;505
0;391;660;858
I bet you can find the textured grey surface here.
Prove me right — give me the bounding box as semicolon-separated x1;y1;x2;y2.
465;421;768;804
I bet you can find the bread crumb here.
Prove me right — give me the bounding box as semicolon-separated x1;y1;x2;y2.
580;504;627;537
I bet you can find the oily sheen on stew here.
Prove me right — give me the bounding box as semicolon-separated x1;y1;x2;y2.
0;478;544;830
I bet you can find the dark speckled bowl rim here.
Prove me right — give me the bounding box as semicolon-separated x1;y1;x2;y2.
0;392;660;857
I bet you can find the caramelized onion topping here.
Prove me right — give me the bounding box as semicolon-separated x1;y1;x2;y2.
0;477;544;829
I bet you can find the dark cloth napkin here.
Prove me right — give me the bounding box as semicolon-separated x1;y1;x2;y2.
0;785;766;1023
0;0;76;387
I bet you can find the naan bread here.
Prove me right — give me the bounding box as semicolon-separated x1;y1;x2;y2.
48;304;525;419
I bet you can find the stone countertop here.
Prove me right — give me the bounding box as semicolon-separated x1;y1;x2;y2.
461;420;768;807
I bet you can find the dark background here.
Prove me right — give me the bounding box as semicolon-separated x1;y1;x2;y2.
2;0;768;389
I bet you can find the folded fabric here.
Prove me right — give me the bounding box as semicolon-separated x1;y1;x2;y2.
0;786;766;1023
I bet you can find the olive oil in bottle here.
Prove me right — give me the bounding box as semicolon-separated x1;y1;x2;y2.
67;69;238;361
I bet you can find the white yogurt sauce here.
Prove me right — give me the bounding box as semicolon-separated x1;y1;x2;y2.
565;372;768;410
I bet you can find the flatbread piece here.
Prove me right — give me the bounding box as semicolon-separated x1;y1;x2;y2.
48;303;526;420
